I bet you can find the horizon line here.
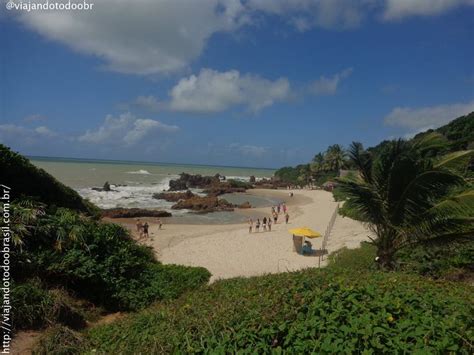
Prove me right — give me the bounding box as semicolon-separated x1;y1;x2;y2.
28;154;278;171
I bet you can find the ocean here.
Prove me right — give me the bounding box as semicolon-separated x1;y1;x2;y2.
30;157;278;222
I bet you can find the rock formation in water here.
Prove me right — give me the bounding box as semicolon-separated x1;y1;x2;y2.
102;208;172;218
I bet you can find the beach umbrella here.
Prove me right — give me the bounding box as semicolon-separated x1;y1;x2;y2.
289;227;322;238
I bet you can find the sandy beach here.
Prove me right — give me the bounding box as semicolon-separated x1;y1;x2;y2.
114;189;373;282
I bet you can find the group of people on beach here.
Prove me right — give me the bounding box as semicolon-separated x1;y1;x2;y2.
136;218;163;239
247;203;290;233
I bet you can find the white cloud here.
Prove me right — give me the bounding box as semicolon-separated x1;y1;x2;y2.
309;68;353;95
16;0;249;75
78;112;179;145
0;124;57;145
14;0;473;76
246;0;373;31
34;126;56;137
383;0;474;20
384;100;474;129
133;96;162;112
168;68;290;113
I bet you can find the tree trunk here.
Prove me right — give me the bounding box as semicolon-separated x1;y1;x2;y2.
376;248;396;270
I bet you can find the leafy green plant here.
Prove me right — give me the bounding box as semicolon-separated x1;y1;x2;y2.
337;139;473;268
77;264;473;354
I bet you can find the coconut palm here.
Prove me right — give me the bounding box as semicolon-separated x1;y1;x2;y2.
326;144;347;172
338;140;474;269
312;152;325;171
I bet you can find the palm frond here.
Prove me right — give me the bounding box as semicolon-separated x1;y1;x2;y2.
392;170;466;225
434;150;474;173
412;132;449;156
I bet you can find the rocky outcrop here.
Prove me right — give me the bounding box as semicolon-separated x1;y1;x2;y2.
253;177;287;189
153;190;195;202
171;195;234;213
92;181;117;192
238;201;252;209
102;208;172;218
168;173;220;191
203;184;247;196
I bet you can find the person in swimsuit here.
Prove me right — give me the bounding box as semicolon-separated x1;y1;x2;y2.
255;219;260;232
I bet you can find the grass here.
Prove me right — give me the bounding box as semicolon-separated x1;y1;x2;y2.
38;243;473;354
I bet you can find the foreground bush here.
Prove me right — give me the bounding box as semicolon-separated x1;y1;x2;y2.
79;266;473;353
13;207;211;312
12;279;88;331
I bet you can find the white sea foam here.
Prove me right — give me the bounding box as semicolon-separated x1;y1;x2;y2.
126;169;152;175
225;175;268;182
78;177;173;209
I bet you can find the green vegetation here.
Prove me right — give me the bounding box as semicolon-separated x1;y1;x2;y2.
0;144;99;216
2;145;210;335
338;138;473;268
7;114;474;353
44;243;473;354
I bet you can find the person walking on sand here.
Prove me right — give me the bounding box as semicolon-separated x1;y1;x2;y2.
273;211;278;224
248;218;253;233
136;219;143;237
255;218;261;232
142;222;149;238
157;218;163;229
277;204;281;214
268;217;272;231
263;217;267;231
285;212;290;224
282;203;287;214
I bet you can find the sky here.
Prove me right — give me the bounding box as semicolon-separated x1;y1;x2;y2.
1;0;473;168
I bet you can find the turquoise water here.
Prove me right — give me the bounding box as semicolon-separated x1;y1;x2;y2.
30;156;275;213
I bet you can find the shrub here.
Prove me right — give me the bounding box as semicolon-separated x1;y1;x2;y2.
16;209;211;311
78;262;473;354
12;280;86;331
12;279;53;331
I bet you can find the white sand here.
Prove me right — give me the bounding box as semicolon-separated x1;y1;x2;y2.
132;189;372;282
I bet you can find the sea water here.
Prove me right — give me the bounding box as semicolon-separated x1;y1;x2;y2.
30;156;278;223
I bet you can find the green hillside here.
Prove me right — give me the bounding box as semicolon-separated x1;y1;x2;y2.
0;144;98;216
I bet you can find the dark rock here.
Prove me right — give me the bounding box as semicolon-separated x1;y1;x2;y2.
238;201;252;209
168;179;188;191
153;190;195;202
92;181;118;192
171;195;234;213
249;175;256;183
102;208;172;218
168;173;220;191
203;185;247;196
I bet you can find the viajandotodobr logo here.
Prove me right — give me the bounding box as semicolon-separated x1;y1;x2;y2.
6;0;94;11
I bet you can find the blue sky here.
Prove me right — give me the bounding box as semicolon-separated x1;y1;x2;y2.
1;0;473;168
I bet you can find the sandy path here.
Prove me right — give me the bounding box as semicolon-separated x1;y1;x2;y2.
136;189;372;282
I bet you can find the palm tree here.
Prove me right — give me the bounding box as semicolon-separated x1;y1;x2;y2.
312;152;325;172
338;140;474;269
326;144;347;172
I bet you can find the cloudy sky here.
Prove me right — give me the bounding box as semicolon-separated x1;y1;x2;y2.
1;0;473;168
